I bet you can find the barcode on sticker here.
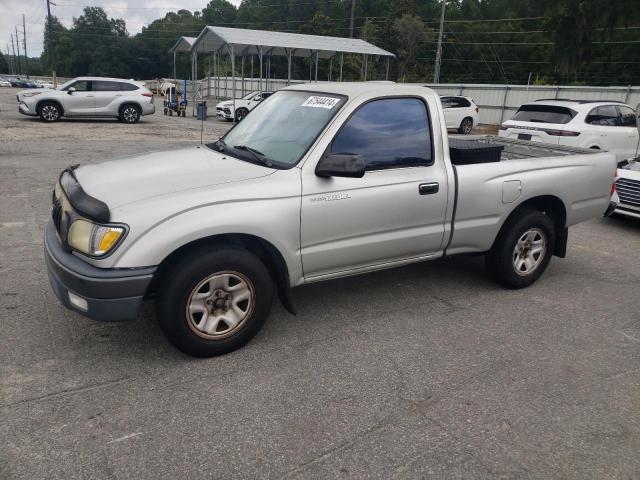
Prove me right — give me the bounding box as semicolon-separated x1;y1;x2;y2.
301;96;340;109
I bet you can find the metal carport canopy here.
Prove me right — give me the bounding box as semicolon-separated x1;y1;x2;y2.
169;36;197;53
191;26;395;59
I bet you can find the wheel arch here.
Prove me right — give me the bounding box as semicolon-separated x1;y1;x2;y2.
118;102;142;114
36;98;64;116
148;233;296;314
492;195;568;258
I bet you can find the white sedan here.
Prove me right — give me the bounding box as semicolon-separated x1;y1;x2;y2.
0;78;12;87
440;95;479;134
499;100;639;161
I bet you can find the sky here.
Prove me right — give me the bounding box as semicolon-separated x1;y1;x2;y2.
2;0;242;57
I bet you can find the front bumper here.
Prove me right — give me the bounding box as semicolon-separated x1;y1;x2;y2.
44;221;156;321
18;102;36;116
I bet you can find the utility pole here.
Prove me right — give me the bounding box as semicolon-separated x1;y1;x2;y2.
433;0;446;83
349;0;356;38
11;34;20;75
46;0;54;75
23;14;29;77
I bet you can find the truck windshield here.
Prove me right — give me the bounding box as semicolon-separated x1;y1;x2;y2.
213;90;346;168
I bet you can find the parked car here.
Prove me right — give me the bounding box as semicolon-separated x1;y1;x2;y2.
44;83;617;357
499;99;639;161
9;78;29;88
614;157;640;219
216;91;274;121
17;76;155;123
0;78;12;87
440;95;479;134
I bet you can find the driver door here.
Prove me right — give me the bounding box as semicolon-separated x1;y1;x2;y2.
62;80;95;116
300;97;449;280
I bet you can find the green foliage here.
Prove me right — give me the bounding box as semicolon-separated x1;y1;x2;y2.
39;0;640;85
0;51;8;74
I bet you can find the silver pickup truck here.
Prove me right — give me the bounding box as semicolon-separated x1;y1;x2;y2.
45;83;617;357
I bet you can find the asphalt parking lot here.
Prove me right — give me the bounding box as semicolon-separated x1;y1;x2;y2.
1;86;639;479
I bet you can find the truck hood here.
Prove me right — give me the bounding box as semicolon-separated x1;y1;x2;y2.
74;146;274;209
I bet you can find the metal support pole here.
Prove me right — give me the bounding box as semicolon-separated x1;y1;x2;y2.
364;55;368;80
624;85;631;104
340;52;344;81
251;54;254;91
229;44;236;121
173;50;177;83
258;46;263;92
241;54;245;96
385;56;390;80
314;52;318;82
329;56;333;81
287;49;292;86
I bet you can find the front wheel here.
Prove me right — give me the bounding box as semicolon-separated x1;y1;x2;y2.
235;108;249;122
38;102;61;122
157;246;274;357
486;210;556;289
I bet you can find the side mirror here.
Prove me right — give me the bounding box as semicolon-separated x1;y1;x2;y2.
316;153;365;178
617;159;629;169
67;87;76;94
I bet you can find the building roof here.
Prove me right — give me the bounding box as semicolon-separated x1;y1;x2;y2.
169;36;197;53
190;26;395;59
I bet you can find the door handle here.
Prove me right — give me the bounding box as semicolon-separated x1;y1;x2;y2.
419;182;439;195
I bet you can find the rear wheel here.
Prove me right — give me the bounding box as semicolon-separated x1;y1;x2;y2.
38;102;61;122
119;104;141;123
157;246;274;357
486;210;556;289
458;117;473;134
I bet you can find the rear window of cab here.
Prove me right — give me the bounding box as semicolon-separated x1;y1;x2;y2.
512;105;577;124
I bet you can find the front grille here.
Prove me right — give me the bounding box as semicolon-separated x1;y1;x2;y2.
52;192;63;233
616;177;640;208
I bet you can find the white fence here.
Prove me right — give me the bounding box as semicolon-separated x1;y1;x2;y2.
192;77;640;125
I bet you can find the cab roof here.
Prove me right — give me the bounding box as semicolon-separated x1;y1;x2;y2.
282;81;436;100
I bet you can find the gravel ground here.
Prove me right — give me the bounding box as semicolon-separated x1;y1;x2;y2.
1;86;639;479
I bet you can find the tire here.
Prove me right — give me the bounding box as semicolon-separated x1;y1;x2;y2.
163;108;167;115
458;117;473;134
169;109;173;116
181;110;186;117
486;210;556;289
156;245;274;357
119;104;141;123
235;108;249;122
38;101;61;122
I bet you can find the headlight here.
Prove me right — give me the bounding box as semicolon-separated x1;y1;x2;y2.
22;92;41;98
68;219;126;256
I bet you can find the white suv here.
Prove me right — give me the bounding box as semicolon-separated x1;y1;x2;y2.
499;100;639;161
216;91;274;122
440;95;479;134
17;77;155;123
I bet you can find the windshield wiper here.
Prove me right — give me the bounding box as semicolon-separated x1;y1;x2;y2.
214;139;226;152
233;145;274;168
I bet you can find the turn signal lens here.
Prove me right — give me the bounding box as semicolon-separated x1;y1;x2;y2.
68;220;126;256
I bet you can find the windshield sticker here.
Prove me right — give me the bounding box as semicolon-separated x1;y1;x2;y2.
302;96;341;109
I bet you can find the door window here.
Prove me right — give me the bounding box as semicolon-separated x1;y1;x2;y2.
585;105;620;126
331;98;433;170
94;81;119;91
67;80;92;91
618;106;637;127
118;82;139;91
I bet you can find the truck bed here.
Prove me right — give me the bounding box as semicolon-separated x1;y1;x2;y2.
454;135;602;162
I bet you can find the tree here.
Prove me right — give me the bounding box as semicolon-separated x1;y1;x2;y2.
0;51;8;74
202;0;237;26
392;14;429;81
